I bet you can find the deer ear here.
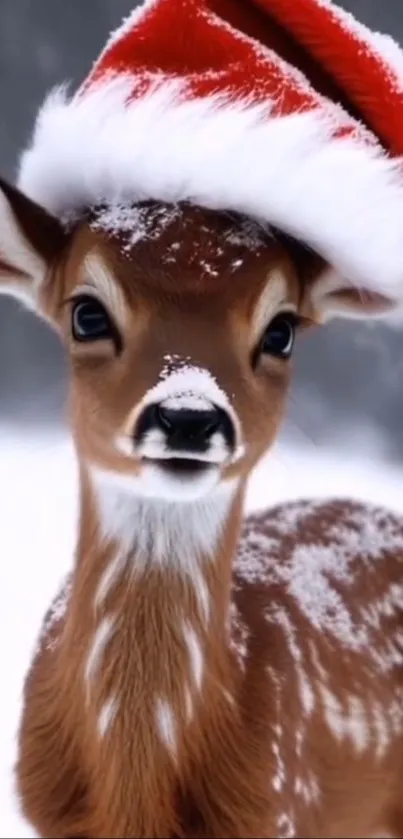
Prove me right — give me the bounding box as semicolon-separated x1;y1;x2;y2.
283;237;397;323
0;177;67;309
308;267;396;323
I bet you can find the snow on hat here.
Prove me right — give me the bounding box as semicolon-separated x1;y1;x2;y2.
17;0;403;296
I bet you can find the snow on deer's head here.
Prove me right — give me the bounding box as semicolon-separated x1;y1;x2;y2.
0;179;396;504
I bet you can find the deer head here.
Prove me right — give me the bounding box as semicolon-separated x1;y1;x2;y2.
0;178;395;504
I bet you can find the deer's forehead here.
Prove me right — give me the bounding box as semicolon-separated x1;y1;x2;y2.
64;207;299;316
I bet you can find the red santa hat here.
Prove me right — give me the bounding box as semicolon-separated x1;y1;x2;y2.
17;0;403;296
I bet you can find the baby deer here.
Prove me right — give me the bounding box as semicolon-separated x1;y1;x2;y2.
0;178;402;838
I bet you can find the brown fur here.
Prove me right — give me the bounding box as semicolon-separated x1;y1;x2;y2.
17;493;403;839
0;188;401;837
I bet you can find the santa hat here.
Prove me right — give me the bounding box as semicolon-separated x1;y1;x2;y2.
17;0;403;295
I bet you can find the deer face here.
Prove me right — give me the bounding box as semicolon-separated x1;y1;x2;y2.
0;180;396;504
49;204;304;503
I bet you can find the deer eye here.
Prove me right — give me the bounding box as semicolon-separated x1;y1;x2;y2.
260;312;298;360
72;295;118;346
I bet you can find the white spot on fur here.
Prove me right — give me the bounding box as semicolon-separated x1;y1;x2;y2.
277;812;296;838
347;695;370;753
309;643;329;684
299;672;315;719
98;695;118;737
320;684;344;741
184;686;193;723
295;727;304;760
94;549;128;609
295;772;321;806
294;776;303;796
272;739;286;793
220;686;235;707
371;638;403;674
372;701;391;759
320;686;370;752
270;664;295;831
307;772;321;804
155;697;177;757
85;615;116;688
267;606;315;717
192;566;210;625
183;621;204;691
228;601;249;672
388;696;403;737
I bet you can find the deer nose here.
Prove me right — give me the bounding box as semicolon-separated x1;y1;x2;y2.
155;406;222;449
134;401;236;454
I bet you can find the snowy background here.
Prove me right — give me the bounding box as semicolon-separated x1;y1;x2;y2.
1;0;403;835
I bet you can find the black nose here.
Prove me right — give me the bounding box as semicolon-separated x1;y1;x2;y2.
156;406;222;450
135;402;236;452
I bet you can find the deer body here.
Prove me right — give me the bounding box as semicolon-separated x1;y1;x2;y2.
17;489;403;839
0;185;402;837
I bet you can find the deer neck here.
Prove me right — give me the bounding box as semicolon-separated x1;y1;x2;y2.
66;465;244;834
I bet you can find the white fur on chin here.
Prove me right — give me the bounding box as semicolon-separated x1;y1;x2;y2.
89;461;240;568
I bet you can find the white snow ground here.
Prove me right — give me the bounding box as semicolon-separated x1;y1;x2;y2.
2;428;403;836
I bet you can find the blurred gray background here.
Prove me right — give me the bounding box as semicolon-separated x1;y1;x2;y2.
0;0;403;459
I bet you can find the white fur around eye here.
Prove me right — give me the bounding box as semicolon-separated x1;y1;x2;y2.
80;253;127;328
251;271;295;347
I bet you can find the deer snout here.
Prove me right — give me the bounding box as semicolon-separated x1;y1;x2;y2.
157;404;234;451
133;399;236;463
